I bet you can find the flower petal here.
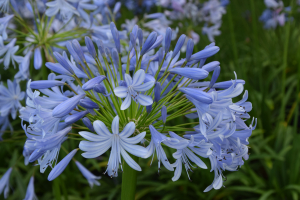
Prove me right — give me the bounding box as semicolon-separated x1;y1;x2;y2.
121;94;131;110
114;86;128;98
79;140;111;151
81;140;112;158
120;140;147;158
93;120;112;137
79;131;110;142
136;94;153;106
120;147;141;171
119;122;135;138
132;69;145;86
124;74;132;86
132;81;155;92
111;116;119;135
121;131;146;144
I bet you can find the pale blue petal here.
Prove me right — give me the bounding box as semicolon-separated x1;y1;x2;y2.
120;140;147;158
124;74;132;86
81;140;112;158
79;131;110;141
114;86;128;98
136;94;153;106
93;120;112;137
79;140;111;151
119;122;135;138
121;94;131;110
132;69;145;86
120;147;141;171
132;81;154;92
121;131;146;144
111;116;119;135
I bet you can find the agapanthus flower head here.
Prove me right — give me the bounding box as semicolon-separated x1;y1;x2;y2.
20;21;255;192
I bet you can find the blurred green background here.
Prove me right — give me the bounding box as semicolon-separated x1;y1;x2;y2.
1;0;300;199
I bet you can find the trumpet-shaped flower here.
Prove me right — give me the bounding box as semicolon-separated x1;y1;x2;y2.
45;0;80;21
169;132;212;181
0;15;14;40
145;125;189;172
24;177;37;200
0;168;12;199
0;79;25;119
75;161;101;188
114;69;155;110
79;116;148;177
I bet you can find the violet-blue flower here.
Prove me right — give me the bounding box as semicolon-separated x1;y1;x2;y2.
114;69;154;110
0;168;12;199
79;116;148;177
75;161;101;188
24;176;37;200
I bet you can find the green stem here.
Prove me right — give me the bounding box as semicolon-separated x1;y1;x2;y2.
121;156;139;200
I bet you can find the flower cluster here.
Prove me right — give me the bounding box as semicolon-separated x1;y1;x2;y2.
154;0;229;42
259;0;290;29
16;21;256;196
0;0;121;81
0;79;24;139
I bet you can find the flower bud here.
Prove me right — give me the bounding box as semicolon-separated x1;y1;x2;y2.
140;32;157;56
65;111;88;124
186;39;194;61
52;94;86;118
48;149;78;181
82;76;106;91
209;66;220;88
30;80;65;89
161;105;167;123
53;52;75;74
45;62;73;76
80;99;99;109
169;68;209;80
165;27;172;52
172;34;186;59
110;22;120;53
82;117;95;132
85;37;97;59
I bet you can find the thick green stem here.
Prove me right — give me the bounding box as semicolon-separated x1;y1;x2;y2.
121;156;139;200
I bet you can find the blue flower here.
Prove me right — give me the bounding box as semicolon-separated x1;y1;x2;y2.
75;161;101;188
114;69;155;110
0;168;12;199
45;0;80;21
52;94;86;118
24;176;37;200
145;125;189;172
0;0;10;13
48;149;78;181
26;126;71;162
0;79;25;119
0;38;21;69
79;116;148;177
0;15;14;40
169;132;212;181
